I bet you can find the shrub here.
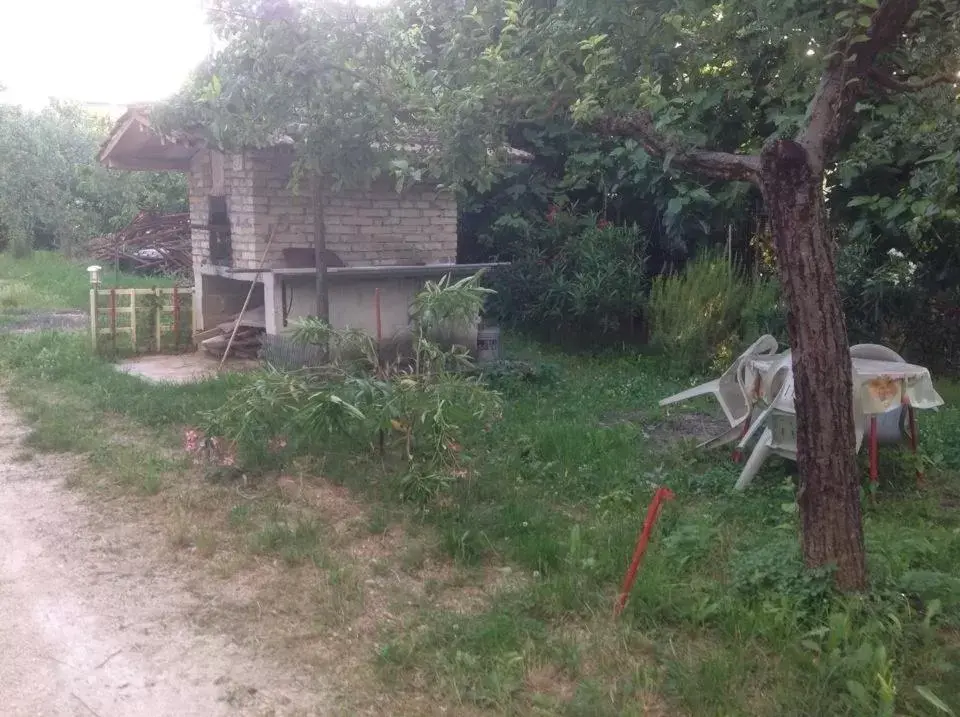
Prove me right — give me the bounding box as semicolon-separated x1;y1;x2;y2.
193;273;503;501
837;238;960;374
648;252;783;372
485;211;648;345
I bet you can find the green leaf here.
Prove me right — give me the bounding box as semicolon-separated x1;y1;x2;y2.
916;687;956;716
846;681;869;706
918;151;954;164
858;0;878;7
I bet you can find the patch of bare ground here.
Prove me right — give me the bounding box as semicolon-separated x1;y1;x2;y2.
600;407;729;444
69;448;530;715
0;404;329;716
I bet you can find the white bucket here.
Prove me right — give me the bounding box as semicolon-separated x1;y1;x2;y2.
476;327;501;362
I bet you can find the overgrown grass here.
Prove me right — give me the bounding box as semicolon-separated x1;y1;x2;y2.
0;311;957;713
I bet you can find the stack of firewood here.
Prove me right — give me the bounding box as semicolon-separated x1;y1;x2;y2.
87;211;191;275
198;306;267;360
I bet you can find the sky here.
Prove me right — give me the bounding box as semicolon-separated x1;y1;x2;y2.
0;0;214;112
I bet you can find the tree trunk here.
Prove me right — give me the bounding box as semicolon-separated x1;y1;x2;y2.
760;139;866;591
312;174;330;322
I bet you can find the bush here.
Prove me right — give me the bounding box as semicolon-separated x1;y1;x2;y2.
648;252;783;372
837;238;960;374
485;211;648;345
192;274;503;501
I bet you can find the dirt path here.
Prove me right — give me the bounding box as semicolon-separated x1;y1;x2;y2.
0;402;331;716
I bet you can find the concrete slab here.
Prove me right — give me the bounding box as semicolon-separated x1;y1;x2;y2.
114;353;257;384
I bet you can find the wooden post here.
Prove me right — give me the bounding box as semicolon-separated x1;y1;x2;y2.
89;289;98;351
173;285;180;352
154;287;162;352
109;288;117;353
129;289;138;352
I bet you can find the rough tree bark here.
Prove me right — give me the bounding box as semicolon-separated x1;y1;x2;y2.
760;140;865;590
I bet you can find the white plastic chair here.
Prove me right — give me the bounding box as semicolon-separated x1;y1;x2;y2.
735;364;793;453
734;348;897;490
849;343;904;363
659;335;780;429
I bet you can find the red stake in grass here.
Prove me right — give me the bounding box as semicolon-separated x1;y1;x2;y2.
614;486;675;617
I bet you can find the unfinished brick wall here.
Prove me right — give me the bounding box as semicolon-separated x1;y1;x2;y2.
188;150;259;268
188;147;458;271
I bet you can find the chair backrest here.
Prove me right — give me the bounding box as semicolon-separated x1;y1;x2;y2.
849;343;905;363
716;335;780;421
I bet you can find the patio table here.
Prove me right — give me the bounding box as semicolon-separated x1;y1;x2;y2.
738;353;944;484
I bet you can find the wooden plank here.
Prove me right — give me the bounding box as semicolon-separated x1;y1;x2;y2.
110;289;117;353
89;289;97;351
191;328;222;344
154;287;162;352
130;290;138;351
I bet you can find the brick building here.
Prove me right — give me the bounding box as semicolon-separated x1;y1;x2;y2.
98;107;503;342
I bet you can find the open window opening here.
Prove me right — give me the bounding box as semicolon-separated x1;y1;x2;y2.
208;196;232;266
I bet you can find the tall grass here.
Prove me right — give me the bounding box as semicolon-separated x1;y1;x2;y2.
0;250;177;311
648;251;783;371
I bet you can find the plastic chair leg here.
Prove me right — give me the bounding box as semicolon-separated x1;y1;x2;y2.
735;431;772;491
658;381;720;408
698;419;747;450
869;416;879;485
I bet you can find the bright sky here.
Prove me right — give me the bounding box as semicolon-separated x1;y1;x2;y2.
0;0;214;111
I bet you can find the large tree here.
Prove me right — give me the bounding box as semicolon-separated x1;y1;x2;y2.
424;0;959;589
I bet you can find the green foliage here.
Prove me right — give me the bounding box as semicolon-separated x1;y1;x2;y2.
198;273;502;498
474;359;560;394
838;236;960;374
156;0;436;188
0;102;185;254
648;252;782;371
1;315;959;715
411;272;494;342
486;211;648;344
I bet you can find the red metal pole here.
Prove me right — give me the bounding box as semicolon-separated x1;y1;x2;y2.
614;487;675;617
173;285;180;352
869;416;879;484
374;287;382;344
109;288;117;353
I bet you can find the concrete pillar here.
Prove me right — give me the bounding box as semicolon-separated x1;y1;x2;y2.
193;262;205;331
263;273;282;336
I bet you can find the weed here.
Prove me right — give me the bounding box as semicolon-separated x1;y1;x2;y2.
252;518;329;566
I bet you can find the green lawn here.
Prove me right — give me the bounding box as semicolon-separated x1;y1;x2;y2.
0;250;178;312
0;253;957;716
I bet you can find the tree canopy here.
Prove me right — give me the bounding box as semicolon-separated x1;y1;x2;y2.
161;1;959;272
0;101;186;254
